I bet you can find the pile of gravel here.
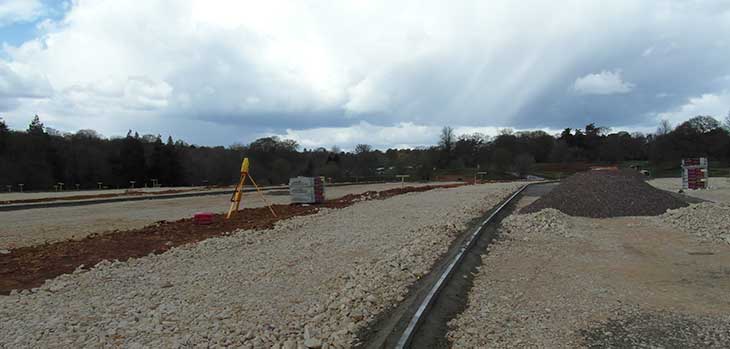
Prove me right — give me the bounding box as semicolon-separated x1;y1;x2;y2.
500;208;572;238
658;202;730;244
522;170;689;218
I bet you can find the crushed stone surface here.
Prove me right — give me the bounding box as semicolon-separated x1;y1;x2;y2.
0;182;454;249
0;186;210;202
649;177;730;204
581;309;730;348
0;183;521;348
500;208;572;238
657;202;730;244
448;209;730;348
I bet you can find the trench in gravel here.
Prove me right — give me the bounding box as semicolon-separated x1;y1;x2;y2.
409;183;557;348
360;182;558;348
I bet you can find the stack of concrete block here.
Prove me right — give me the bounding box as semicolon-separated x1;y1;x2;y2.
289;176;325;204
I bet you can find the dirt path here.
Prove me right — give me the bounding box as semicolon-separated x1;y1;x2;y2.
448;211;730;347
0;182;450;249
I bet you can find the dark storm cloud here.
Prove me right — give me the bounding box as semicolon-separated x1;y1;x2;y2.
0;0;729;147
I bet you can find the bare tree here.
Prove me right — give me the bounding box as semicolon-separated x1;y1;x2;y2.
438;126;456;168
439;126;455;152
725;109;730;130
656;119;672;135
354;144;372;154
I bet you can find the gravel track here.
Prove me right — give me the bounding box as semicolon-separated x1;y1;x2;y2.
0;186;209;202
448;209;730;347
0;183;521;348
0;182;451;249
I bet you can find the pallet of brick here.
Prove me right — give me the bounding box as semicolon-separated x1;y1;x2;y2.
681;157;708;190
313;177;325;203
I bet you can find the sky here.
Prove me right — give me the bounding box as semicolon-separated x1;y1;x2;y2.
0;0;729;150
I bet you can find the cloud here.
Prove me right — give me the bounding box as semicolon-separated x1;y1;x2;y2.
0;0;43;26
60;76;172;113
270;121;563;151
573;70;635;95
0;61;52;112
656;91;730;125
274;122;439;150
0;0;729;147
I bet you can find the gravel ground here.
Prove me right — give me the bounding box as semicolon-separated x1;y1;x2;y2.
581;309;730;348
657;202;730;244
0;186;209;202
649;177;730;204
0;182;451;249
0;182;521;348
448;208;730;348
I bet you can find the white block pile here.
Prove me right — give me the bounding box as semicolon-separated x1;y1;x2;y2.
289;177;325;204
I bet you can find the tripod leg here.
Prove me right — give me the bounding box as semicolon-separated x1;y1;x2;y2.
226;201;236;219
235;177;244;211
227;176;244;219
248;175;277;217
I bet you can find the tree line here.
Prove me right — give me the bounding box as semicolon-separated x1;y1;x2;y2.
1;114;729;191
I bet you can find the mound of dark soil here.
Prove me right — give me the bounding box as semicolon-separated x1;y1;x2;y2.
522;170;688;218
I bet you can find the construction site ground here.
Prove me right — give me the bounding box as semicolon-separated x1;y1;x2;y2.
448;193;730;348
0;182;454;249
0;186;214;204
0;182;523;348
2;174;728;348
649;177;730;204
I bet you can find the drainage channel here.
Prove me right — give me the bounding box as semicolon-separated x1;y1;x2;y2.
362;182;557;348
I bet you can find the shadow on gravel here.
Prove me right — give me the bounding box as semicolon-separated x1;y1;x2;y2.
580;310;730;348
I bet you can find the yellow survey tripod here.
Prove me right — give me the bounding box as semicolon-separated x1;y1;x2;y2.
226;157;277;219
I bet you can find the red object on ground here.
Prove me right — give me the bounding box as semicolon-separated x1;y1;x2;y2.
193;212;214;225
